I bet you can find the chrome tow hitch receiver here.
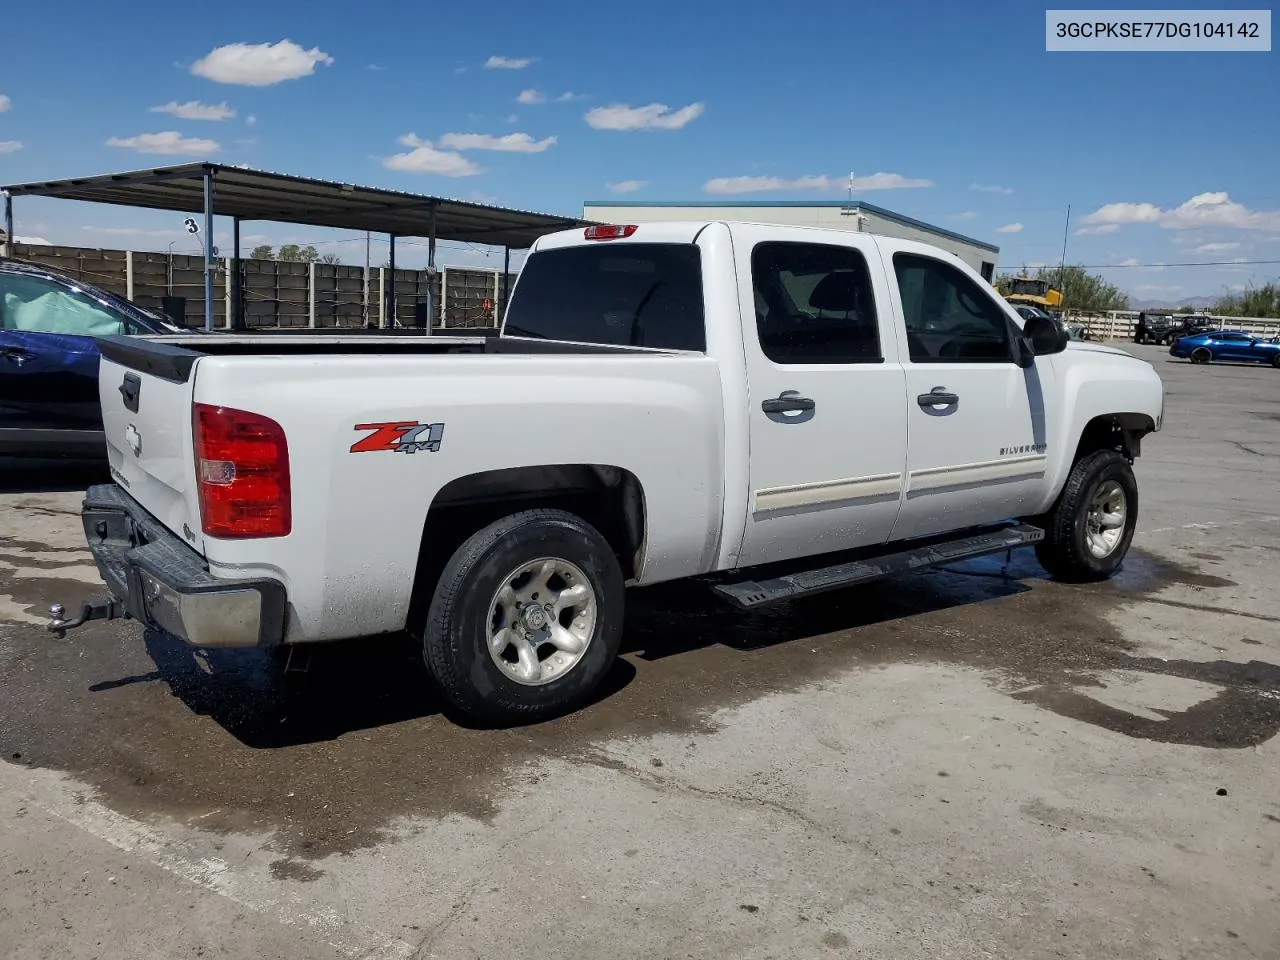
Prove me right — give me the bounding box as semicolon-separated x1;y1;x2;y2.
47;598;129;639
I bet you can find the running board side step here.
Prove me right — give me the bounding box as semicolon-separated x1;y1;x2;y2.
712;523;1045;609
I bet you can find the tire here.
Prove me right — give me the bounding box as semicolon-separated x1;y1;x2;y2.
1034;450;1138;582
1191;347;1212;365
1271;353;1280;369
422;508;624;725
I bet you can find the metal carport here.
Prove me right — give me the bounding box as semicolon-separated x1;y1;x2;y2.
1;163;590;331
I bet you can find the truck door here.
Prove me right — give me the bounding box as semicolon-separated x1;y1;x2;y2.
885;250;1049;541
733;227;908;568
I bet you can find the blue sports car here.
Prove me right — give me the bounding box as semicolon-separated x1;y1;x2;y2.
1;258;184;457
1169;328;1280;368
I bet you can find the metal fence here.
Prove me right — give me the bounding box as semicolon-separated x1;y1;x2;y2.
1067;311;1280;341
12;243;515;331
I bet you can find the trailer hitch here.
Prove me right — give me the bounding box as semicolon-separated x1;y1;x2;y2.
47;598;130;639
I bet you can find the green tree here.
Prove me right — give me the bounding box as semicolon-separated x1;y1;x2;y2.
1029;264;1129;313
249;244;274;260
277;244;321;262
1211;282;1280;319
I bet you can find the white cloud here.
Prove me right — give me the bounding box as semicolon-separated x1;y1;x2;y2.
382;134;482;176
703;171;932;195
1082;193;1280;232
1115;257;1141;267
516;89;545;105
485;56;533;69
438;131;556;153
106;131;219;156
956;211;978;220
607;179;647;193
150;100;235;121
705;175;834;194
367;64;383;71
0;140;23;154
586;102;704;131
191;40;333;86
1193;241;1241;253
245;114;257;126
82;226;174;237
0;94;10;113
1081;202;1162;225
1075;223;1120;235
556;91;584;102
996;223;1023;233
1134;284;1183;292
504;113;518;123
970;183;1013;195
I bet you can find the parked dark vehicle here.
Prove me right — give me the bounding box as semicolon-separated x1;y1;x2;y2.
1134;311;1177;345
0;258;183;457
1171;316;1215;340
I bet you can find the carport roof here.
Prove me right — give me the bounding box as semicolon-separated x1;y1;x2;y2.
2;163;590;249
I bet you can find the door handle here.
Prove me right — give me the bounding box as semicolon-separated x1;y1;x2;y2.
917;387;959;408
762;394;816;414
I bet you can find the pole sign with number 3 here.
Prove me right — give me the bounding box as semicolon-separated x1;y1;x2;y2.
184;217;199;234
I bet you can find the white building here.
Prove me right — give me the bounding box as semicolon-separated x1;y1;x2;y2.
581;200;1000;280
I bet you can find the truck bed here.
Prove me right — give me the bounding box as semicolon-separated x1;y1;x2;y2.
110;334;665;382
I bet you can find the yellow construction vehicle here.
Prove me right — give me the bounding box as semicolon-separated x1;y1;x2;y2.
999;276;1063;313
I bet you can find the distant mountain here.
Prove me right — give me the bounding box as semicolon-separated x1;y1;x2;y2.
1126;295;1217;311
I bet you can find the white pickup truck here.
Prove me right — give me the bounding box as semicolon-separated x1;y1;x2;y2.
50;220;1164;724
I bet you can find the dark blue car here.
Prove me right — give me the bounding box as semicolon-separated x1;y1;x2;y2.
0;258;183;457
1169;328;1280;368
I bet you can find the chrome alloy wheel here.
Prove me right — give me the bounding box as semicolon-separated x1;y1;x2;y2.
1085;480;1127;558
486;557;597;685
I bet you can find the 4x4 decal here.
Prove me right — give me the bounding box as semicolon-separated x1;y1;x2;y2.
351;421;445;454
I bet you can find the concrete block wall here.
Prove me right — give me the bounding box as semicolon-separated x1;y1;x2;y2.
12;243;516;331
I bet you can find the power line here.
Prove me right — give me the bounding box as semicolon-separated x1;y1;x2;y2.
1079;259;1280;268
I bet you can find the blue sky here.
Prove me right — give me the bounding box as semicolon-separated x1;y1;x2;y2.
1;0;1277;300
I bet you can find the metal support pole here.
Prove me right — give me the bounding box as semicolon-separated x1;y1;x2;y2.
500;245;511;325
125;251;135;301
385;234;396;329
308;262;317;328
231;217;242;330
2;191;13;258
425;204;437;335
202;171;215;332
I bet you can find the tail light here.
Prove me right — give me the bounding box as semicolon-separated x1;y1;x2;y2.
584;224;638;241
193;403;291;538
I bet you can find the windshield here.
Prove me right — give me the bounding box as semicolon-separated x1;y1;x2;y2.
1008;279;1047;296
503;243;705;350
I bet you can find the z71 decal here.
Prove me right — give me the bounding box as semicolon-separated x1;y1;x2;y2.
351;421;445;454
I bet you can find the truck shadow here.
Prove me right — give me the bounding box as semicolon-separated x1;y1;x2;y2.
0;457;109;493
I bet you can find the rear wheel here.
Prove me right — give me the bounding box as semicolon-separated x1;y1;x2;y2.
1035;450;1138;582
422;508;624;725
1271;353;1280;369
1191;346;1212;364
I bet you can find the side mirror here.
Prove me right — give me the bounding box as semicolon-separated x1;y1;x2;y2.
1024;315;1069;357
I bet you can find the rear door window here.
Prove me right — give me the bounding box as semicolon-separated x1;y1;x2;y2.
750;241;882;363
503;243;705;351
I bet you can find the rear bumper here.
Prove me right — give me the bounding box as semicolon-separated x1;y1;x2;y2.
82;483;286;648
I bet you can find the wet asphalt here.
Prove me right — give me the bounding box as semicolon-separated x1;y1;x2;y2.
1;343;1278;959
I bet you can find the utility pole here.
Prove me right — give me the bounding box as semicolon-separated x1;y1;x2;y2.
363;230;371;326
1059;203;1071;316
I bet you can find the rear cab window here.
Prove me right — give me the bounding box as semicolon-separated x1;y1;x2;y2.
503;243;705;351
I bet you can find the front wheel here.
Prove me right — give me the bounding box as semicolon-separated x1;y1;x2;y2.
1035;450;1138;582
422;508;624;725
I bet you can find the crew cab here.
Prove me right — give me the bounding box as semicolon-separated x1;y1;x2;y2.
51;221;1165;724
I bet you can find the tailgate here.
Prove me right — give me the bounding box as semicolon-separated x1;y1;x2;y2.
98;347;204;553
